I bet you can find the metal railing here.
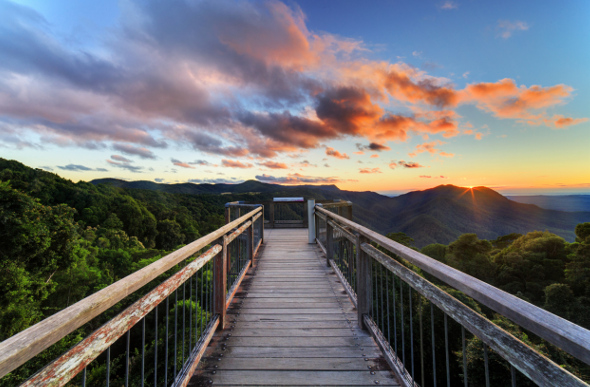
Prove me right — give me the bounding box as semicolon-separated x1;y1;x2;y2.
314;205;590;387
0;206;263;387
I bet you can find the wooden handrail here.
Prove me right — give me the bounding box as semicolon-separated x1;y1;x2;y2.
0;206;262;379
315;205;590;366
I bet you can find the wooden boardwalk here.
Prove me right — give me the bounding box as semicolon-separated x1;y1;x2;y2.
191;228;400;386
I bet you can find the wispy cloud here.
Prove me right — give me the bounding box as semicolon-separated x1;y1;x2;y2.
57;164;108;172
439;1;458;10
359;167;382;174
171;158;196;169
497;20;529;39
222;159;254;168
113;144;156;159
326;147;350;159
106;155;143;172
256;173;348;185
259;161;288;169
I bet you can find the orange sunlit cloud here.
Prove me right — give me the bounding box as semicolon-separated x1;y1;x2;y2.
326;146;350;159
222;159;254;168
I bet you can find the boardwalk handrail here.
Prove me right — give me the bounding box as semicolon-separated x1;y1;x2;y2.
315;205;590;386
0;205;263;385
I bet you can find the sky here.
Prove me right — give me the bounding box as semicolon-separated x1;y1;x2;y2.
0;0;588;195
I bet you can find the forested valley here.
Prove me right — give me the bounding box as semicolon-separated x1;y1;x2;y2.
1;157;590;385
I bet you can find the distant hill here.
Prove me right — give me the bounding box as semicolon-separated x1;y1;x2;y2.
506;195;590;212
91;179;590;248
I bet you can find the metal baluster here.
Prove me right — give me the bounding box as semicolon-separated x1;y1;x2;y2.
106;346;110;387
462;326;468;387
370;258;374;318
164;296;169;386
189;275;193;352
82;367;86;387
484;343;490;387
401;280;405;369
174;289;178;377
125;330;130;387
141;318;145;387
201;261;205;336
409;287;414;382
420;299;424;386
154;305;158;387
386;268;391;346
511;365;516;387
431;303;437;387
393;274;397;355
182;281;186;365
444;313;450;387
380;263;385;332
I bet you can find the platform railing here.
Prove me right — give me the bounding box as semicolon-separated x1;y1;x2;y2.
0;206;263;387
314;205;590;387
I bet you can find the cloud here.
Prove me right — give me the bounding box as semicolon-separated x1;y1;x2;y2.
439;1;458;10
189;178;243;184
189;160;212;166
325;147;350;159
222;159;253;168
398;160;425;168
111;155;132;163
106;155;143;172
259;160;288;169
57;164;108;172
39;166;53;171
359;168;382;174
497;20;529;39
155;178;164;182
171;158;196;169
420;175;432;178
113;144;156;159
409;140;454;157
370;154;379;158
356;142;391;152
462;71;470;79
0;0;584;163
389;161;398;169
256;173;345;185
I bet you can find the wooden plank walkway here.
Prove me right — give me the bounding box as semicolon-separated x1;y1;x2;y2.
190;229;400;386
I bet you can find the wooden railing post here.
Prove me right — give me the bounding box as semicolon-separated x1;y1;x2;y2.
247;219;254;266
269;202;275;228
356;235;371;330
224;206;231;224
214;235;228;330
326;220;333;267
308;199;315;244
261;205;265;244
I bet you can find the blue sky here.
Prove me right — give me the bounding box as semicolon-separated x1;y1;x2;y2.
1;0;588;195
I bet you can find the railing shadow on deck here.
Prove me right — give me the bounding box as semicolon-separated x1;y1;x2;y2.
314;203;590;387
0;205;263;387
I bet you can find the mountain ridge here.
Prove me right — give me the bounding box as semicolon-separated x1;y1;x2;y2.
90;179;590;247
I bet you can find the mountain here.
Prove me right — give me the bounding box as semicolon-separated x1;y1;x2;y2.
368;185;590;246
91;178;590;248
506;195;590;212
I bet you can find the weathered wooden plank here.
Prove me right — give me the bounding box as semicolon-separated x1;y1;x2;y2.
224;328;366;337
240;302;343;309
228;308;355;314
240;297;350;303
195;370;399;385
230;313;357;322
198;357;388;371
206;346;383;358
231;321;356;329
210;336;375;347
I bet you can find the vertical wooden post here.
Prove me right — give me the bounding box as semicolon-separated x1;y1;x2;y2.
356;234;371;330
326;220;333;267
224;206;231;224
260;205;265;244
303;200;308;228
269;202;274;229
247;220;254;266
214;235;228;330
347;203;353;221
308;199;315;244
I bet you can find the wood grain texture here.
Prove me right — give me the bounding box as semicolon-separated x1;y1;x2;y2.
192;228;399;386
